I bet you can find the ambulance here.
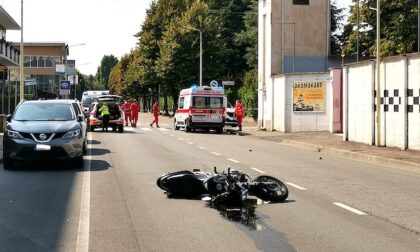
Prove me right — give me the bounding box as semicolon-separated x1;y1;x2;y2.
173;85;225;133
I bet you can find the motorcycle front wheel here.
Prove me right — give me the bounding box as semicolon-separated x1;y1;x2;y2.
253;176;288;202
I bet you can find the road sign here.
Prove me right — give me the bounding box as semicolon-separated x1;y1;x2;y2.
222;81;235;86
60;80;71;95
210;80;218;87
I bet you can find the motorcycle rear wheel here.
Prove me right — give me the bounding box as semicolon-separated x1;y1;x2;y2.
253;176;288;202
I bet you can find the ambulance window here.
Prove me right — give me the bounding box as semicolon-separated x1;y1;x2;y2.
193;97;206;108
179;97;185;109
209;97;223;109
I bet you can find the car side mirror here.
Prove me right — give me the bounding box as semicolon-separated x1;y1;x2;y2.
83;111;90;118
78;115;85;122
6;114;12;122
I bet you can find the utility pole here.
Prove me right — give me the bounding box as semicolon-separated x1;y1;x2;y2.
19;0;24;101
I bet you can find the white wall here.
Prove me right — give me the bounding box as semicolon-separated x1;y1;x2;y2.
382;59;406;148
343;54;420;151
345;62;375;145
408;55;420;150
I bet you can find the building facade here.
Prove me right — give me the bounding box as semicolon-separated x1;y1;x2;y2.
258;0;331;128
10;42;69;99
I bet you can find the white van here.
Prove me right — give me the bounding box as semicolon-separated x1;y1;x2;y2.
173;86;225;133
81;90;110;111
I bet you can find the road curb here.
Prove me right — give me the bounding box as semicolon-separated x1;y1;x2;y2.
278;139;420;171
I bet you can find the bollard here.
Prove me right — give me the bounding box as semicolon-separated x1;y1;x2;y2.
0;114;6;133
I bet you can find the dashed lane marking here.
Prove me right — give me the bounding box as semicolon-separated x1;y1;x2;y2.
140;128;152;131
198;147;206;150
333;203;367;215
285;182;307;190
186;142;194;145
251;167;266;174
211;152;222;156
227;158;240;163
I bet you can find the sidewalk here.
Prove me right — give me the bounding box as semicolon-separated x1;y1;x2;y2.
239;119;420;171
155;114;420;171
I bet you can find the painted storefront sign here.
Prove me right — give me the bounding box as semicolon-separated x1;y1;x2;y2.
293;81;325;112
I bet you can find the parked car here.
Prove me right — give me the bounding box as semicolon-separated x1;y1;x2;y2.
2;99;87;169
88;95;124;133
225;100;238;128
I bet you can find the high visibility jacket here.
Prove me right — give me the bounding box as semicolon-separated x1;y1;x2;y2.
99;105;110;116
152;103;159;115
235;103;244;117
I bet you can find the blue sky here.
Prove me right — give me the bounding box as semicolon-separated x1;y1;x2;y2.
0;0;353;76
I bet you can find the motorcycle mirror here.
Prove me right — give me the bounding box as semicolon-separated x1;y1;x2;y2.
228;166;231;174
214;166;218;174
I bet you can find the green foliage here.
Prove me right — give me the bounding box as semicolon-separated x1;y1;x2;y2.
238;69;257;119
96;55;118;90
342;0;419;57
330;0;346;56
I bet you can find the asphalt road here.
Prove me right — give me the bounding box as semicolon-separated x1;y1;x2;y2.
1;123;420;251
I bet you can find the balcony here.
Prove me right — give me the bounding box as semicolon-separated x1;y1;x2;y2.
0;40;19;66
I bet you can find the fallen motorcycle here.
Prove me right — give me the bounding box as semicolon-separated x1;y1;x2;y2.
156;167;288;203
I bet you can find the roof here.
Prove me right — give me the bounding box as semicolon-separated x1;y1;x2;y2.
12;42;67;47
0;6;20;30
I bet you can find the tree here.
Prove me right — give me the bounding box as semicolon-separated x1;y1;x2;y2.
330;0;346;56
96;55;118;90
342;0;419;58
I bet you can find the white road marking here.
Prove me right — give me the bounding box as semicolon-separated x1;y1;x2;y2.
333;203;367;215
186;142;194;145
141;128;152;131
227;158;240;163
159;128;169;131
198;146;206;150
76;134;92;252
178;138;184;141
170;134;174;137
251;167;266;174
285;182;307;190
211;152;221;156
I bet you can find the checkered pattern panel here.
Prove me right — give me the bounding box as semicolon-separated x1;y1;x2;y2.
407;89;420;113
374;89;402;112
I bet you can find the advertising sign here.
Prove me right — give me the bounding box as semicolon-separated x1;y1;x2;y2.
66;60;76;75
60;80;71;95
293;81;325;112
55;63;65;74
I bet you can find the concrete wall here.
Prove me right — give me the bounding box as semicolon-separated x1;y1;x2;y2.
407;54;420;150
265;72;331;132
343;53;420;151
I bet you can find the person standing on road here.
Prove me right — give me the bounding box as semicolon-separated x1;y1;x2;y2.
121;100;131;126
130;99;139;127
150;101;160;128
99;103;110;131
235;100;244;131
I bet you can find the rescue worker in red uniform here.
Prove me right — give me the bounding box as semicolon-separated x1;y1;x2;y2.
150;101;160;128
235;100;244;131
130;99;139;127
121;100;131;126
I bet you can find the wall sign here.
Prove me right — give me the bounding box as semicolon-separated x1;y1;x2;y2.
293;81;325;112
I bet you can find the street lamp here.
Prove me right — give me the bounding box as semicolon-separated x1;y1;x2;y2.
180;24;202;86
372;1;381;146
19;0;24;101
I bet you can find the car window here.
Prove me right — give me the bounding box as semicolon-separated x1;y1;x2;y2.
72;103;82;116
14;103;74;121
82;97;95;107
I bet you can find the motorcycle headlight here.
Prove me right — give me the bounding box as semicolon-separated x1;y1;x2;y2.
7;129;24;139
62;129;81;139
